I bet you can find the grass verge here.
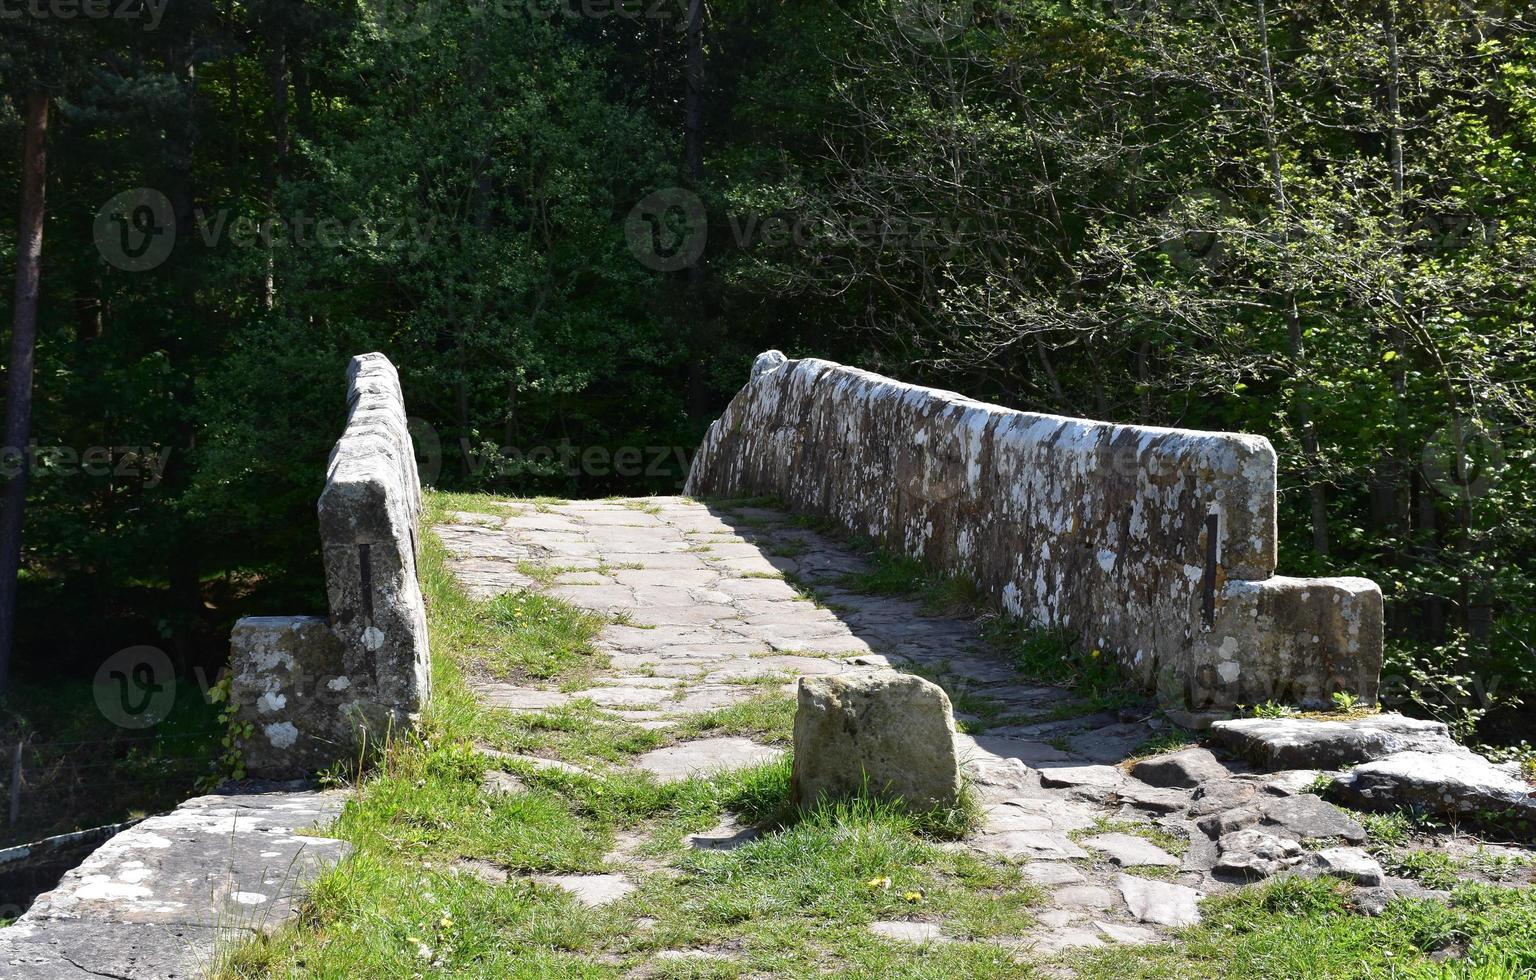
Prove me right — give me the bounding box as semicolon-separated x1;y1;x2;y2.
214;493;1040;977
1072;875;1536;978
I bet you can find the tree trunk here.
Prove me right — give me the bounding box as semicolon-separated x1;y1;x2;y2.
264;35;289;311
0;93;51;693
684;0;712;424
1257;0;1330;554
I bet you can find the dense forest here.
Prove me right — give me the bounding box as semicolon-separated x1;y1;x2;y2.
1;0;1532;756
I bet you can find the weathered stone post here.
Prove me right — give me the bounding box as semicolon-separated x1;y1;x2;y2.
229;353;430;778
316;353;431;736
790;672;964;813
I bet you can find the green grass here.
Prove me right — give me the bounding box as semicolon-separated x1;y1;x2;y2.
216;492;1038;977
1071;816;1189;858
1071;876;1536;978
1382;846;1535;891
837;548;983;616
475;702;668;764
673;692;797;746
1123;729;1199;763
467;590;608;682
430;491;519;517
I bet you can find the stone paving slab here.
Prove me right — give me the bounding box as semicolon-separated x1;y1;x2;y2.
0;784;349;979
434;496;1536;961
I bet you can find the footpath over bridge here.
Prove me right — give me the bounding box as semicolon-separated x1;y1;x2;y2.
5;351;1529;976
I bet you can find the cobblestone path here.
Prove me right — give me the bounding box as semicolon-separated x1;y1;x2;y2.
434;496;1512;960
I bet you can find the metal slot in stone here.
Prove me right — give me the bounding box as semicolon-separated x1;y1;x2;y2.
1201;512;1218;628
358;542;375;623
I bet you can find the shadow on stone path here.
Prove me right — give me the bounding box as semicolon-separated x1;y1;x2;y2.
433;496;1525;964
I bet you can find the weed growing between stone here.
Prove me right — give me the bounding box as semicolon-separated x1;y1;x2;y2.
1071;875;1536;978
214;497;1040;977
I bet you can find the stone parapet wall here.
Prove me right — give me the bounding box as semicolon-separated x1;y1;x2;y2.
317;353;431;729
0;786;349;977
685;352;1382;718
230;353;429;778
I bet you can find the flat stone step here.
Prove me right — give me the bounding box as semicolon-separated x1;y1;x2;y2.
0;784;349;979
635;738;784;784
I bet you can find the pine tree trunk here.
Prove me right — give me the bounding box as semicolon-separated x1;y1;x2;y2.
0;92;51;693
1256;0;1330;555
684;0;712;424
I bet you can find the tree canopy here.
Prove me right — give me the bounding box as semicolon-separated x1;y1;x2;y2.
1;0;1532;744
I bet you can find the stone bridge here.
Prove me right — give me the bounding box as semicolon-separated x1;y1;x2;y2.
219;348;1392;774
4;352;1527;975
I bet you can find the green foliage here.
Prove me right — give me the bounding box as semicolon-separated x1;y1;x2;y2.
988;620;1131;712
4;0;1535;868
837;546;984;615
0;677;220;847
1385;634;1528;743
1076;875;1536;978
479;591;609;682
1331;690;1363;713
1245;701;1302;720
202;673;251;790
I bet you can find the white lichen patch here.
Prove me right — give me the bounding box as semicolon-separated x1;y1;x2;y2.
265;721;301;749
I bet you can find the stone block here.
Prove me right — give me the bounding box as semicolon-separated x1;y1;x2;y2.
1209;714;1454;770
318;353;431;734
1178;577;1385;713
230;616;368;778
791;671;962;812
1332;750;1536;824
1130;747;1230;788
